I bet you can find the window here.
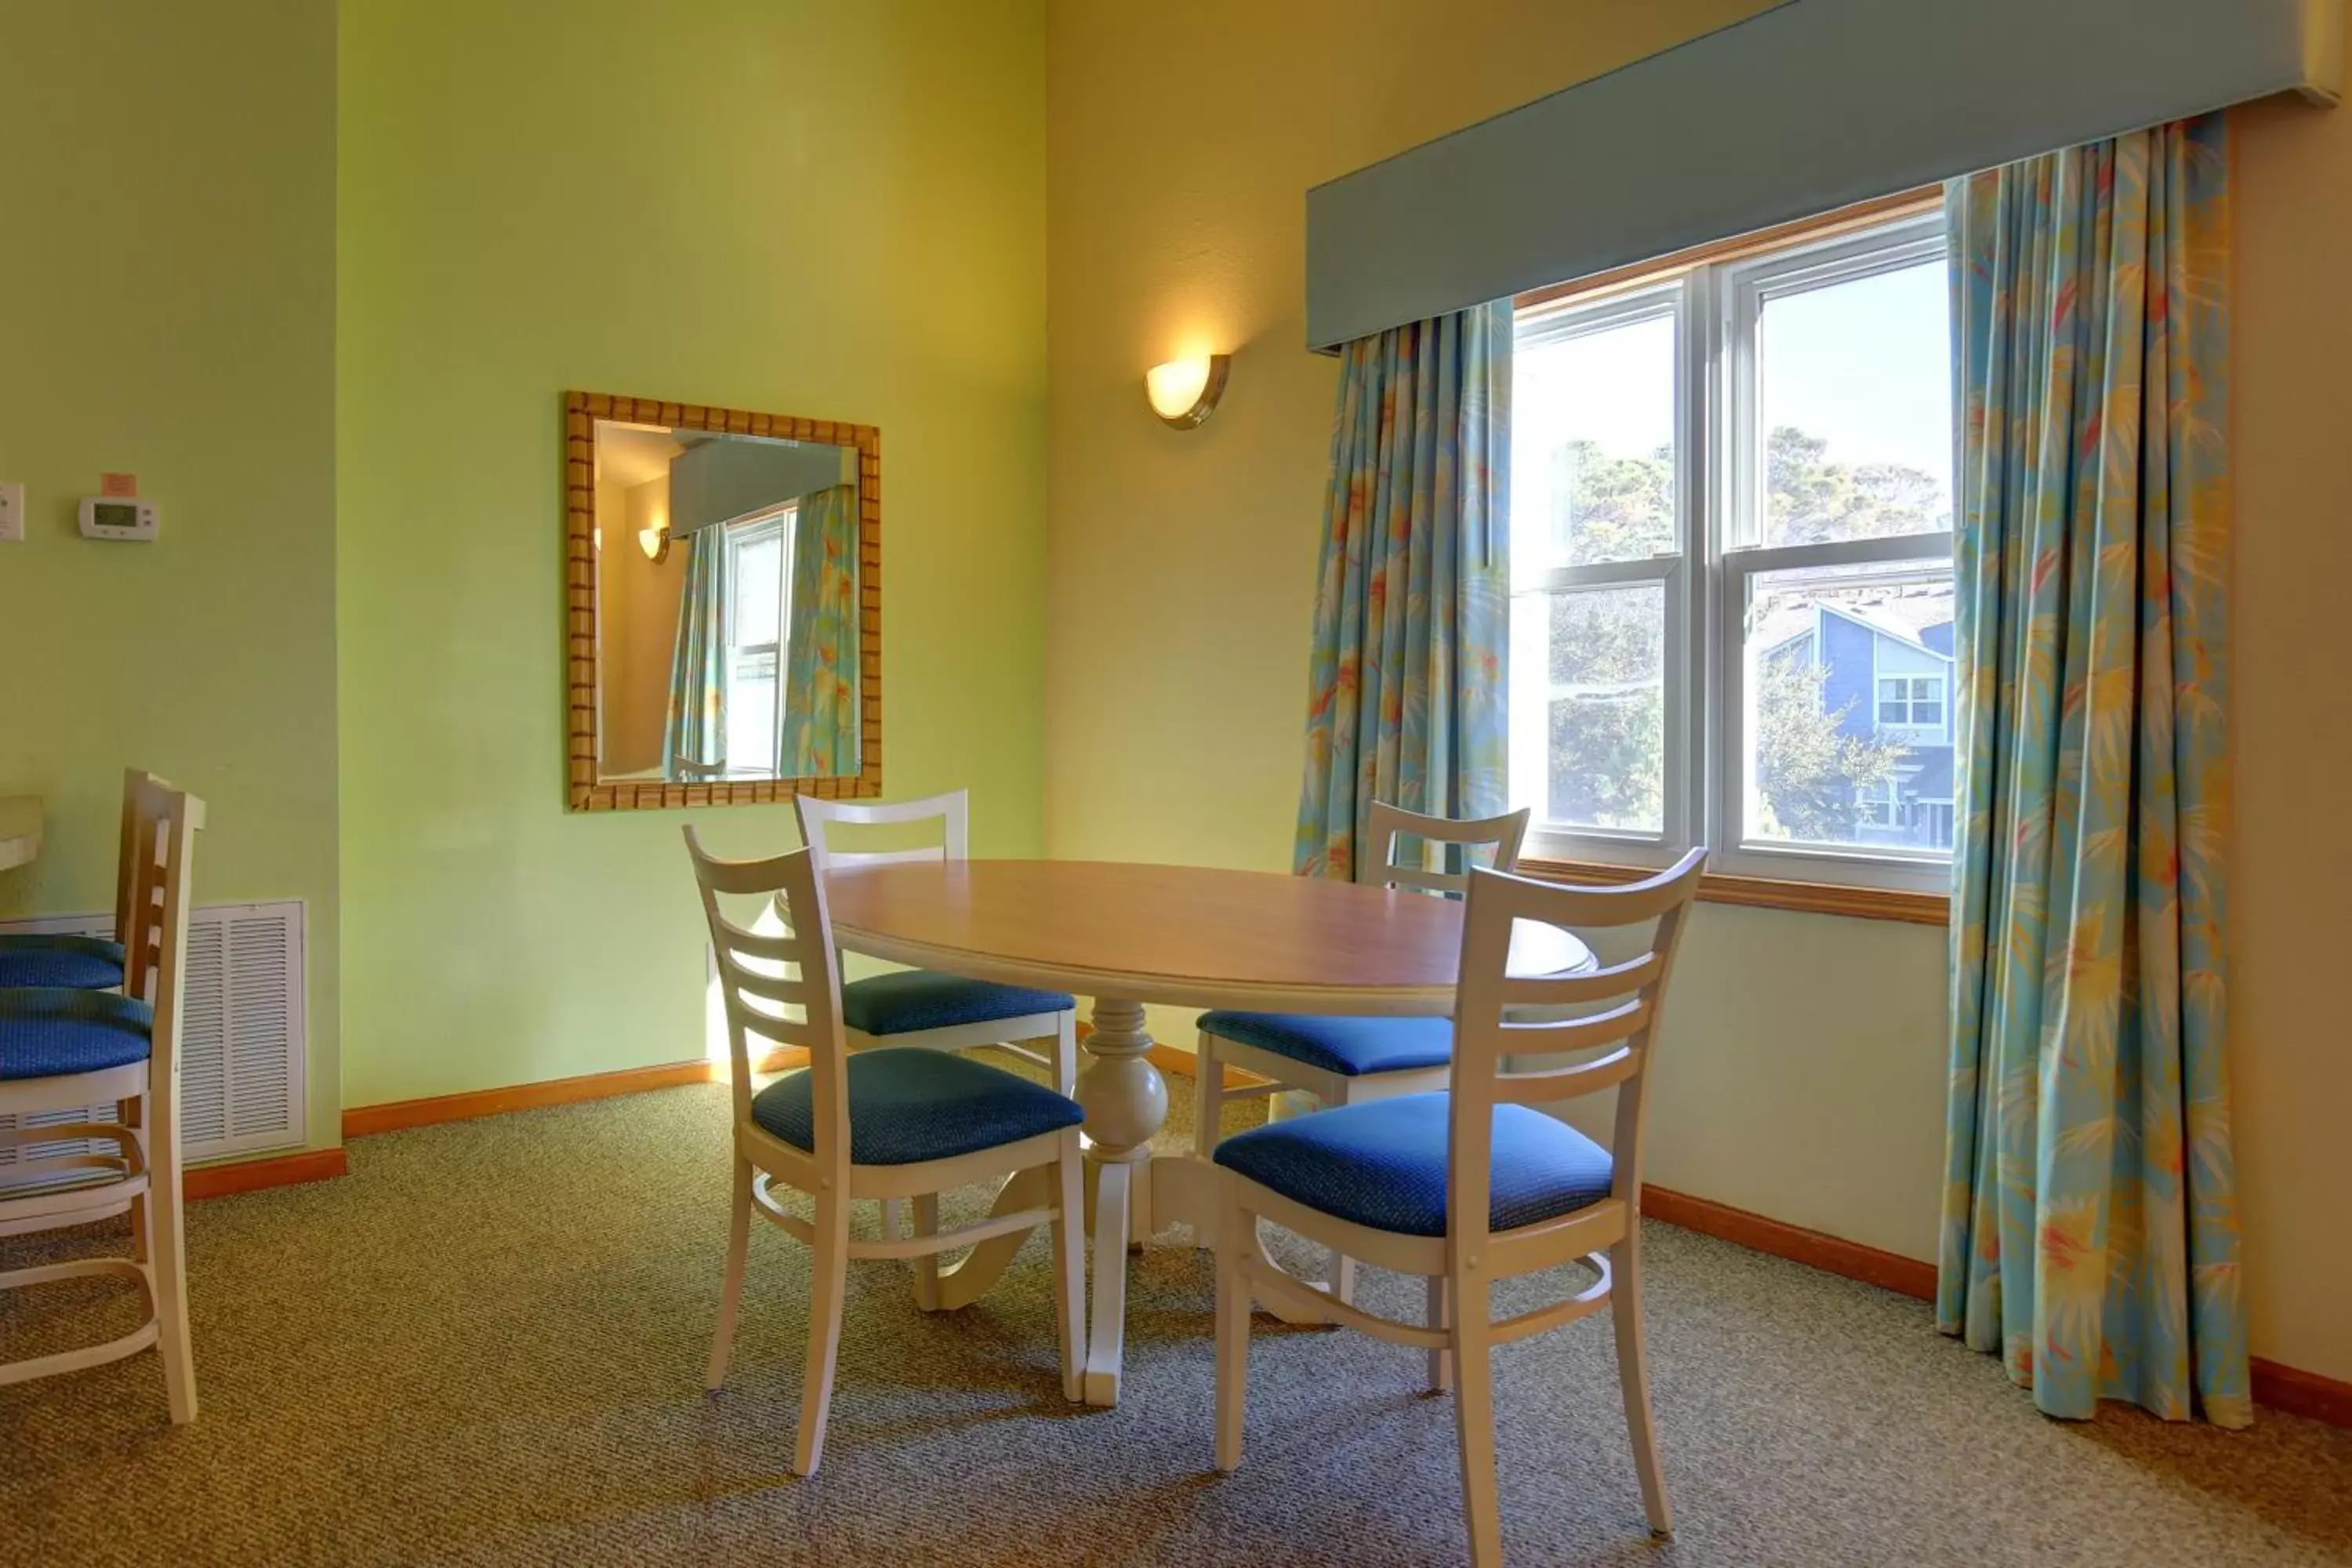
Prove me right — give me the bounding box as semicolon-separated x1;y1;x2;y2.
1877;675;1944;729
1507;294;1683;840
721;504;796;776
1855;776;1898;828
1509;209;1956;893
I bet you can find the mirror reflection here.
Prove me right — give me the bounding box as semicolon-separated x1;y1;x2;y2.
592;422;862;783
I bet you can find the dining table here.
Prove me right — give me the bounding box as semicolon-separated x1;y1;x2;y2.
823;857;1595;1406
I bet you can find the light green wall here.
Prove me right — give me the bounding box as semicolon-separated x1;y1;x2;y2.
0;2;343;1151
336;0;1048;1106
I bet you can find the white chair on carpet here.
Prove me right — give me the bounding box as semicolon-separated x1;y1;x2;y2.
0;772;205;1422
794;789;1077;1292
1210;851;1704;1566
688;830;1087;1477
1194;800;1530;1305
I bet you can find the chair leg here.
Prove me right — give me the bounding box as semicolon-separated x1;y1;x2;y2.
793;1192;851;1479
146;1152;196;1425
1453;1273;1501;1567
707;1156;753;1389
1054;1012;1079;1097
880;1198;904;1244
122;1098;149;1265
1326;1082;1354;1308
1194;1031;1226;1154
1611;1232;1673;1537
1425;1274;1452;1393
129;1189;151;1267
1051;1134;1087;1402
1213;1180;1252;1474
1191;1034;1224;1252
1331;1250;1358;1309
910;1193;942;1312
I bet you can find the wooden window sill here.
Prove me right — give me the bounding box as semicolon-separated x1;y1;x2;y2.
1518;858;1948;927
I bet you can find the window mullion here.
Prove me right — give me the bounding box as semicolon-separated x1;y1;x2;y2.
1712;258;1752;864
1727;216;1948;304
1683;266;1719;862
1729;530;1956;578
1529;557;1681;593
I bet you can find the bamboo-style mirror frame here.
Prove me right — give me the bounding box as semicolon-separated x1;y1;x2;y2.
564;390;883;812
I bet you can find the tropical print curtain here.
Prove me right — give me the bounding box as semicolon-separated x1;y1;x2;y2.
1940;113;2247;1426
1293;304;1511;880
779;484;860;777
662;528;729;778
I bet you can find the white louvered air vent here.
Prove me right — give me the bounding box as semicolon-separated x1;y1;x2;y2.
0;900;307;1174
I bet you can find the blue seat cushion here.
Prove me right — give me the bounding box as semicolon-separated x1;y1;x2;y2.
751;1046;1085;1167
1199;1011;1454;1078
0;933;128;991
1213;1092;1613;1238
0;988;155;1082
840;970;1073;1036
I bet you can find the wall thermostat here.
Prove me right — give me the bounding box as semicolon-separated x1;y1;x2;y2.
78;495;159;542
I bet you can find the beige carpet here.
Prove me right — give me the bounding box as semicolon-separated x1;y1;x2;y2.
3;1076;2349;1566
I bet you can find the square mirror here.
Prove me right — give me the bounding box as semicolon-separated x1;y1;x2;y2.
565;392;880;811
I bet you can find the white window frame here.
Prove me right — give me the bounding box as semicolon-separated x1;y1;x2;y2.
1877;672;1945;731
720;503;797;777
1910;673;1947;731
1508;282;1697;856
1876;675;1910;728
1513;210;1955;895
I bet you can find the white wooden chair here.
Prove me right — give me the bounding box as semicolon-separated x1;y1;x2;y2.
794;789;1078;1279
1211;851;1706;1566
1195;800;1530;1304
688;830;1087;1477
0;771;205;1422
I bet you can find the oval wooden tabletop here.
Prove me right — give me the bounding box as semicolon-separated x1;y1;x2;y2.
822;859;1593;1016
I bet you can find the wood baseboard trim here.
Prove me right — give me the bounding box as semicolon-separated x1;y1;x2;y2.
1644;1183;2351;1428
343;1058;718;1139
1642;1184;1938;1300
1145;1040;1271;1091
184;1145;349;1201
2251;1357;2352;1428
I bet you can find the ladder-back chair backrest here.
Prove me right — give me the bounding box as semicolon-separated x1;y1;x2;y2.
119;774;203;1011
795;789;970;874
121;778;205;1170
1446;851;1705;1250
1363;801;1530;898
114;768;174;955
684;831;848;1144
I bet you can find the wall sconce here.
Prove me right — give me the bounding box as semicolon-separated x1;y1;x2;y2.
1145;354;1230;429
637;521;670;562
